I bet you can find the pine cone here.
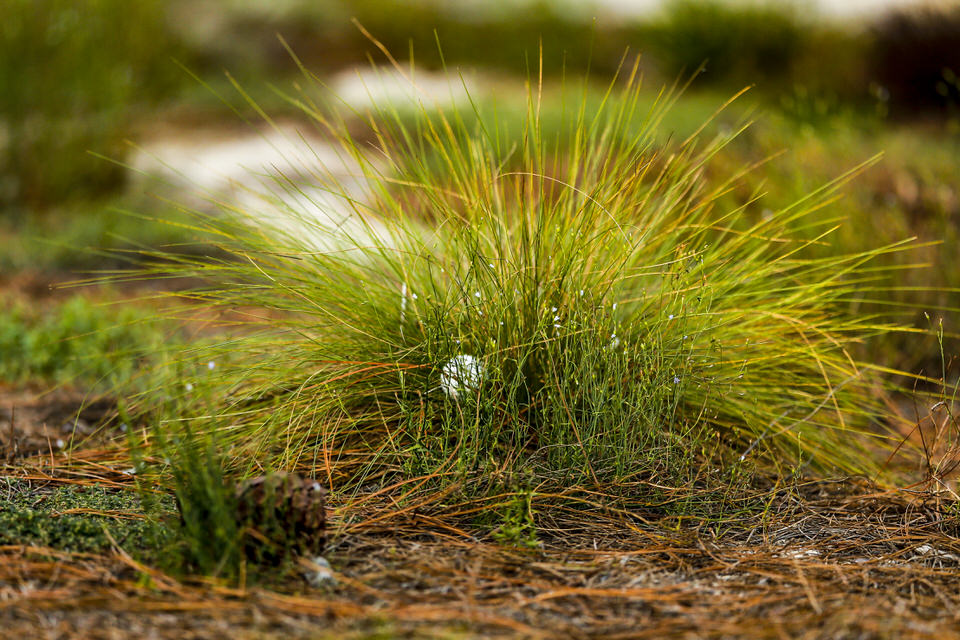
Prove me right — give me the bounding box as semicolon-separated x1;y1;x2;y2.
235;472;326;561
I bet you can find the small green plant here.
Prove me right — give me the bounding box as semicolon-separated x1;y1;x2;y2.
491;486;540;549
150;425;246;581
132;372;321;583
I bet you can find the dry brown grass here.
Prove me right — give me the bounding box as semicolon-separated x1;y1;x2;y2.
4;443;960;640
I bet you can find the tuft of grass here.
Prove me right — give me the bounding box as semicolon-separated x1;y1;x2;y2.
132;60;918;509
156;427;246;581
134;418;324;582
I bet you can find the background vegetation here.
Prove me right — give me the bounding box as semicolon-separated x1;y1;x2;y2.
3;0;958;214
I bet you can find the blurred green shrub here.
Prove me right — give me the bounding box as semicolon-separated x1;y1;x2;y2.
0;295;168;385
186;0;621;77
641;0;806;88
168;0;351;76
0;0;188;210
331;0;600;76
870;6;960;116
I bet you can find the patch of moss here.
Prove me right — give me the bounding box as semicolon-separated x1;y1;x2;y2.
0;478;174;554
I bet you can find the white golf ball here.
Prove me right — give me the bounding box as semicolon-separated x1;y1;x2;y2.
440;354;485;400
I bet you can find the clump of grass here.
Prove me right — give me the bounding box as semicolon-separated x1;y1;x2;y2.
152;426;246;580
135;59;914;503
134;417;326;582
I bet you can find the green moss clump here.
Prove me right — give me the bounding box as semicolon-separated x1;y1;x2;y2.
0;479;173;554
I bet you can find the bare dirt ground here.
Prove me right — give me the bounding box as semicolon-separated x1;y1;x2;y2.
0;387;114;461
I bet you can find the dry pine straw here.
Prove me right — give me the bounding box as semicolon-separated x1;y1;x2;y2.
2;451;960;640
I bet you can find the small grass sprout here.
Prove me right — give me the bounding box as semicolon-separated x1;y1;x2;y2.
133;57;918;503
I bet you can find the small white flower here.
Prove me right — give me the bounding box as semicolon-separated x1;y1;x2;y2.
207;361;216;370
668;314;675;320
56;439;65;449
441;354;485;400
474;291;481;299
610;334;621;349
185;383;194;392
612;303;618;311
673;376;681;384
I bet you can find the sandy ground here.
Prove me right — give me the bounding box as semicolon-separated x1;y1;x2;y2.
127;66;482;255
